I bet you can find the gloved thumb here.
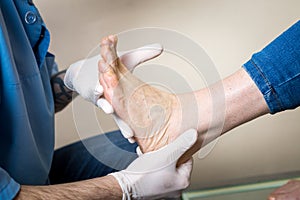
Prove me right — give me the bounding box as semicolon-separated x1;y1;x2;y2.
125;129;197;172
155;129;197;166
119;43;163;72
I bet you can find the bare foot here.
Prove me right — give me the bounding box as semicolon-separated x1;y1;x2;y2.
98;35;188;153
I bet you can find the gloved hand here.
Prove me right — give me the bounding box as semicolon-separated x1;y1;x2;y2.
64;44;163;143
110;129;197;200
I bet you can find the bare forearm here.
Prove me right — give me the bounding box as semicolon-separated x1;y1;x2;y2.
15;176;122;200
51;70;77;112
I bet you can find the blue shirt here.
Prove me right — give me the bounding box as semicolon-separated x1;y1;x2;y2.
0;0;57;199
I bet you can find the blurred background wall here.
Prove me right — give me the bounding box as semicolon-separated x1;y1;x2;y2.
35;0;300;191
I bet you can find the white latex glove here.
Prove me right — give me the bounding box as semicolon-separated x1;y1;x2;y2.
64;43;163;105
64;44;163;143
110;129;197;200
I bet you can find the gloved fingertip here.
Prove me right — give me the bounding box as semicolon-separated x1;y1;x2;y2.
136;146;143;156
113;115;134;138
120;130;134;139
128;138;136;144
182;129;198;146
94;82;103;95
96;98;114;114
119;43;164;72
142;43;163;52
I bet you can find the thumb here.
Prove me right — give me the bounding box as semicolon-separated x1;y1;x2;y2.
96;98;114;114
125;129;197;172
119;43;163;72
161;129;197;165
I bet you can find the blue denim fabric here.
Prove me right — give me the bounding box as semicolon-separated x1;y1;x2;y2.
49;130;138;184
243;20;300;114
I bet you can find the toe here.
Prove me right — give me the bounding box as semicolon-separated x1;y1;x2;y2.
101;35;119;67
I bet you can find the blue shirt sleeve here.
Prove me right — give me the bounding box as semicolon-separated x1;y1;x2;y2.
243;20;300;114
0;168;20;199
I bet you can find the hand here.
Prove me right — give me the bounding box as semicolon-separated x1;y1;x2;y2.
64;43;163;107
268;180;300;200
64;43;163;143
110;129;197;200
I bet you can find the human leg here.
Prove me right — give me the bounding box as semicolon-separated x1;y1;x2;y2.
97;35;270;164
98;21;300;163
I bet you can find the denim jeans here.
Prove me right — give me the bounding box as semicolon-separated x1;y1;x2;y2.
49;130;138;184
243;20;300;114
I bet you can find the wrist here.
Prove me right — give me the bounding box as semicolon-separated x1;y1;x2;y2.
109;175;124;196
109;173;131;200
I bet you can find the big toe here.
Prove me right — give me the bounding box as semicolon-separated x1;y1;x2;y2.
100;35;119;67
